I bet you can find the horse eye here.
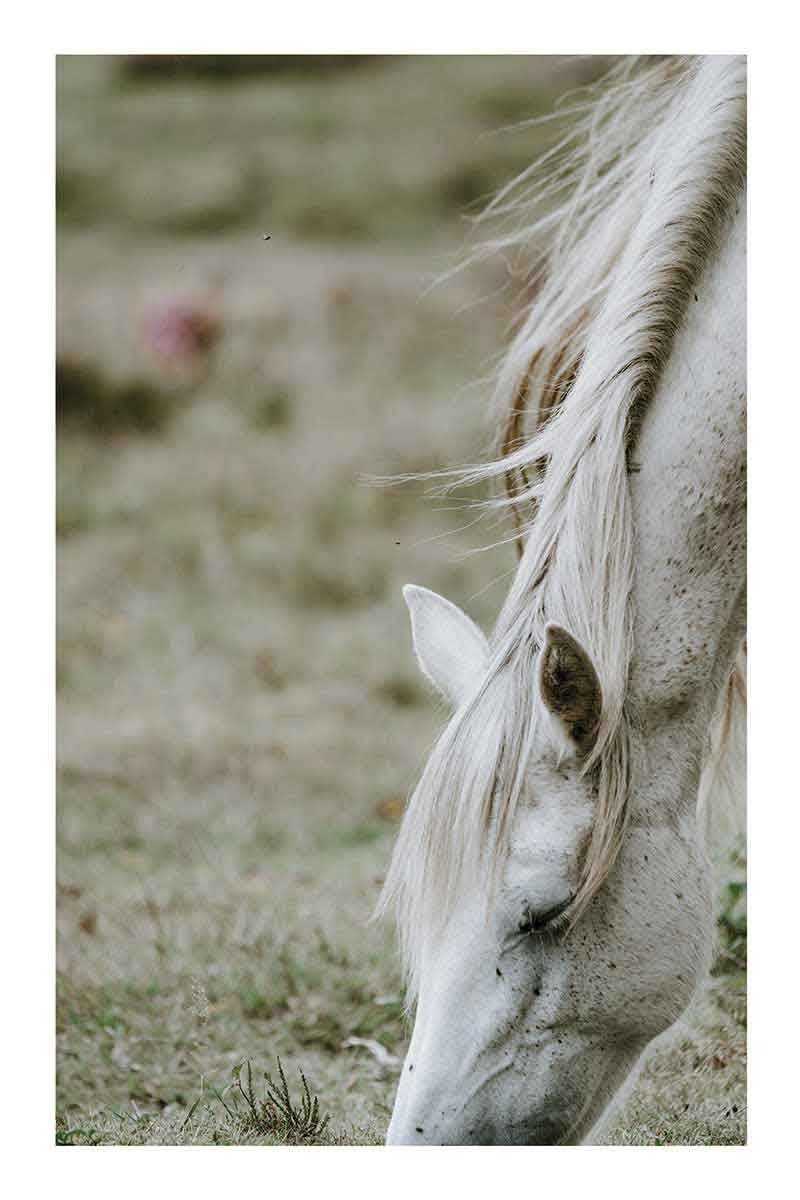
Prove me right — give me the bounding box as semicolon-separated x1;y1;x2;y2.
517;911;535;935
517;898;571;935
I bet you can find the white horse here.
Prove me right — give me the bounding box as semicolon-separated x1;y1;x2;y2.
379;56;746;1146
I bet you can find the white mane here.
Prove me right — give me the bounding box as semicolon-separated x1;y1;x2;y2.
379;56;747;998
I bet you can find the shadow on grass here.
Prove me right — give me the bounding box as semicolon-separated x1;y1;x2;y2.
56;359;170;437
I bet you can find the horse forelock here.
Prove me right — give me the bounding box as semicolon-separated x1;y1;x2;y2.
378;55;747;999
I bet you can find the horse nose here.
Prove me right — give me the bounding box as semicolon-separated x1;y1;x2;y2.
386;1104;434;1145
386;1120;461;1145
387;1104;570;1146
386;1102;453;1145
386;1104;490;1146
385;1123;426;1145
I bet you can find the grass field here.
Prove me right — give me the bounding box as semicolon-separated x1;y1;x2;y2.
56;55;745;1146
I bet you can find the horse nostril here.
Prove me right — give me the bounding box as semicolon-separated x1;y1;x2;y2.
415;1125;424;1134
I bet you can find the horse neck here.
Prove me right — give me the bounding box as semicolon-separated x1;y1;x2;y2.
626;197;746;821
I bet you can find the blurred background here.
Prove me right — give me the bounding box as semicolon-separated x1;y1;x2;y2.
56;55;745;1145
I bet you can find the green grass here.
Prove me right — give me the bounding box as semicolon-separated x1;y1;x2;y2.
56;55;745;1146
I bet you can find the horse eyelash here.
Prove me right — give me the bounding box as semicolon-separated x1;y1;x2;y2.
517;898;571;936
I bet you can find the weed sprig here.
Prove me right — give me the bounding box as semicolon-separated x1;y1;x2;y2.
234;1058;330;1143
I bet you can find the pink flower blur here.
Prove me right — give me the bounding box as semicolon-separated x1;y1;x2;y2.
143;301;220;366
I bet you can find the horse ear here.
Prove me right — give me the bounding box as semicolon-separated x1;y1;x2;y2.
403;585;489;708
537;623;602;755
